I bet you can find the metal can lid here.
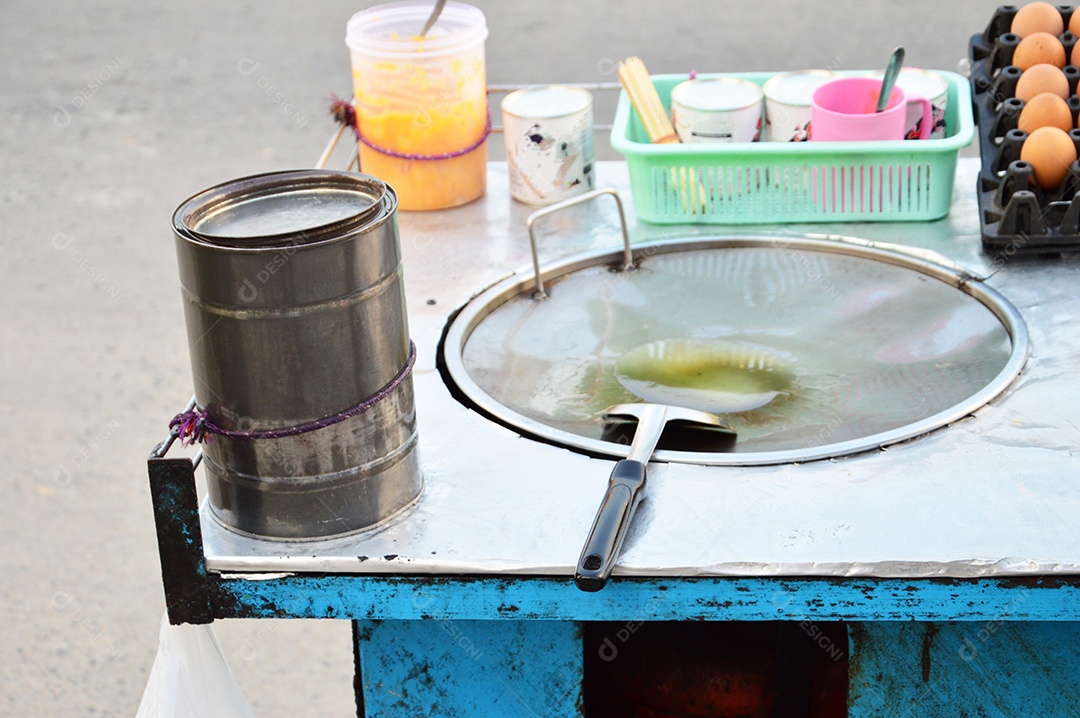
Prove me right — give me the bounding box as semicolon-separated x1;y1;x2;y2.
670;78;763;112
174;170;388;248
501;85;593;120
762;70;838;106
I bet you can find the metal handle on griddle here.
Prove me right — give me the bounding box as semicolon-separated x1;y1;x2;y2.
526;187;633;299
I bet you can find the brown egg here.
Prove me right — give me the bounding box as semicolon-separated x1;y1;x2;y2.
1021;126;1077;188
1019;92;1074;132
1016;63;1071;100
1070;9;1080;37
1071;40;1080;68
1012;2;1065;37
1013;31;1067;69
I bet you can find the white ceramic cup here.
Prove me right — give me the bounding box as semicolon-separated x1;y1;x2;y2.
671;78;763;143
763;70;837;142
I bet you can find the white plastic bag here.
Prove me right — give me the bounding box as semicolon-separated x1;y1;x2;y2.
135;613;258;718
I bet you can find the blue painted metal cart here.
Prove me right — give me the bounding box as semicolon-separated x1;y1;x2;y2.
150;160;1080;717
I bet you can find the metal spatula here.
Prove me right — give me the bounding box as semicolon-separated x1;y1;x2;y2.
575;403;736;592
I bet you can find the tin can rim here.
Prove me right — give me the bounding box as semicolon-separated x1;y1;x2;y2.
762;69;839;105
501;84;593;120
671;78;764;112
864;67;949;100
173;170;390;249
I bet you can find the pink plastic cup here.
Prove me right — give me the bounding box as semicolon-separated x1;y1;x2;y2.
810;77;932;141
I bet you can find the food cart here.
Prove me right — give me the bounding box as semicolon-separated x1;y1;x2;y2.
149;156;1080;716
146;7;1080;715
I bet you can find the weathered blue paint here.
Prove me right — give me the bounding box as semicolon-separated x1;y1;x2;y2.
848;621;1080;717
349;616;1080;717
148;457;213;624
213;575;1080;622
356;619;583;717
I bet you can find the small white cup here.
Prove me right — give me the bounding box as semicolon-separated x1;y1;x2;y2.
671;78;763;143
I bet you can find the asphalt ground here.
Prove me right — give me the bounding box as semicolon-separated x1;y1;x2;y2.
0;1;995;715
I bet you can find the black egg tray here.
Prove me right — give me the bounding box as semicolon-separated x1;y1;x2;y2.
971;4;1080;255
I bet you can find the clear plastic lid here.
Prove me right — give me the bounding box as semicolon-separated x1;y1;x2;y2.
346;1;487;59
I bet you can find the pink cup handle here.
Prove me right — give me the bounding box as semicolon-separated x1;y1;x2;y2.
910;96;933;140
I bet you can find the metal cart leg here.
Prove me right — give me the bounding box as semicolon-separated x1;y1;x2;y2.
352;620;365;718
147;454;214;625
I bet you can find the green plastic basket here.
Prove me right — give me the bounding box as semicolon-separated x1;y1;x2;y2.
610;71;974;225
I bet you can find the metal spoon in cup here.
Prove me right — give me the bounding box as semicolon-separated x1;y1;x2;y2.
876;46;906;112
419;0;447;36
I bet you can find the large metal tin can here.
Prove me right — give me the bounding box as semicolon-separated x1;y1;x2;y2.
172;170;421;539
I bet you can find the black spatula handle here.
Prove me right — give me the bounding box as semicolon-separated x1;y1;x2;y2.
575;459;647;592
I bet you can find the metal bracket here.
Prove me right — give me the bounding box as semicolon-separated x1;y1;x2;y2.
148;400;215;625
525;187;633;299
315;82;623;173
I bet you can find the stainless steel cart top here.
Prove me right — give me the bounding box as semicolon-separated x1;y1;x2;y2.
202;159;1080;580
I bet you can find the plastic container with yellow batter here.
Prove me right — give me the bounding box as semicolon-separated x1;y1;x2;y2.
346;1;489;210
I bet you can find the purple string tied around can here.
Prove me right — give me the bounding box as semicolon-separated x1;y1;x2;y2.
327;93;491;162
170;341;417;447
327;93;361;141
169;410;210;447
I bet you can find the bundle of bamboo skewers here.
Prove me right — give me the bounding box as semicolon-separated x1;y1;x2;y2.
616;56;705;213
616;56;680;145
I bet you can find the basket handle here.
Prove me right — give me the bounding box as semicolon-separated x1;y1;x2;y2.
525;187;633;299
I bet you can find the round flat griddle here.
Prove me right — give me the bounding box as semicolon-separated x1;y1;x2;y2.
440;236;1029;465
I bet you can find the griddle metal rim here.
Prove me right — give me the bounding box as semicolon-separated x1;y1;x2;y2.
441;235;1030;466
